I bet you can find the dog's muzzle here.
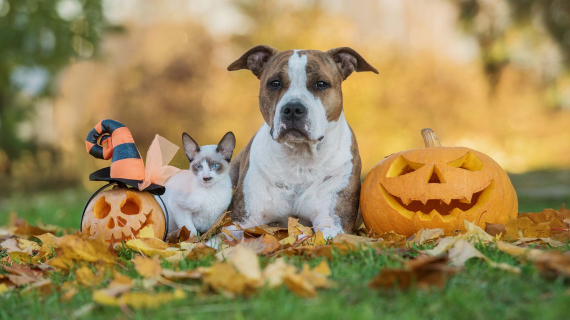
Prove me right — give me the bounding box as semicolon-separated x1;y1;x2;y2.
276;101;310;142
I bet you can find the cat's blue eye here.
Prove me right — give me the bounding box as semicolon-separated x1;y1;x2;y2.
212;163;220;169
194;164;202;170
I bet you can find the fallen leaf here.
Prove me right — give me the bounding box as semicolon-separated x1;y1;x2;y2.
126;238;177;258
448;239;521;273
187;243;217;260
227;245;263;285
485;223;506;237
262;258;297;288
133;256;162;279
52;233;116;267
519;209;567;230
216;237;268;260
0;283;9;295
202;262;250;296
369;256;458;290
76;266;99;287
333;233;378;246
408;228;444;245
504;217;550;240
138;225;156;239
165;226;191;243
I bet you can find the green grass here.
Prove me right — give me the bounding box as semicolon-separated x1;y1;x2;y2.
1;246;570;320
0;172;569;320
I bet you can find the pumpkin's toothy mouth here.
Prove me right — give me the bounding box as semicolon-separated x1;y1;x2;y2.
379;181;495;222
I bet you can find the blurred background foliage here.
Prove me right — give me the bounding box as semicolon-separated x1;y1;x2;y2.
0;0;569;200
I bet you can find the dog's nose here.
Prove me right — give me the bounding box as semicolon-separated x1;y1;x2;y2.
281;102;306;120
203;177;213;182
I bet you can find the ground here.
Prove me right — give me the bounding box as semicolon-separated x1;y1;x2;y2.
0;171;569;320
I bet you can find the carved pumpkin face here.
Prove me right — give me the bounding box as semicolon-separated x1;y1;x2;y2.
82;189;166;244
361;129;517;237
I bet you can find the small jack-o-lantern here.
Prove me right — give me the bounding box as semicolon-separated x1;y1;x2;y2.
82;187;166;244
361;129;517;237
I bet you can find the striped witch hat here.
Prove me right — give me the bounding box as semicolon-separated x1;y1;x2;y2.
85;119;165;193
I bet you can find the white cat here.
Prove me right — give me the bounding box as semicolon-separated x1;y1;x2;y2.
161;132;235;237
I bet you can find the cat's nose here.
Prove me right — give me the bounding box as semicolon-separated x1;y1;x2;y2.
203;177;213;182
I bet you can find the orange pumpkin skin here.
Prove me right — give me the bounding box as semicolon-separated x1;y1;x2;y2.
361;134;517;237
82;189;166;244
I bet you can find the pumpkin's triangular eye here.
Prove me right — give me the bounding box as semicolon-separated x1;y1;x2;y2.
447;152;484;171
386;156;424;177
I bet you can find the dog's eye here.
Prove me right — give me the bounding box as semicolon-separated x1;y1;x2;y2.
212;163;220;169
315;81;329;89
269;80;281;88
194;164;202;170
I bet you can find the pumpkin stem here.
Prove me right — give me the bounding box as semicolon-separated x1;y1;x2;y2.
421;128;442;147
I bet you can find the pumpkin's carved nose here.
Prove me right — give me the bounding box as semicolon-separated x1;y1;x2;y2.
427;165;445;184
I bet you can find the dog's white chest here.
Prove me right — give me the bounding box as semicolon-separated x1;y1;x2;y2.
243;117;354;226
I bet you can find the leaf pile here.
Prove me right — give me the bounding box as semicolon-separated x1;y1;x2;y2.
1;206;570;310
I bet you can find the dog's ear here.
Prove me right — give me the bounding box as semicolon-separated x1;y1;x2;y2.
216;132;236;162
227;45;278;79
326;47;378;80
182;132;200;162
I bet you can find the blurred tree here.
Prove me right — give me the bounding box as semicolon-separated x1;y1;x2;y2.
456;0;570;97
0;0;103;173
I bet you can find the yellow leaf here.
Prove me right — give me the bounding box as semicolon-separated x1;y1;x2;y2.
307;230;326;246
119;289;187;309
227;245;263;285
17;239;42;253
0;283;9;295
262;258;297;288
202;263;249;296
284;273;316;298
311;260;331;276
76;266;98;287
54;234;116;264
133;256;162;279
35;233;57;247
279;236;296;246
125;238;177;258
138;226;155;239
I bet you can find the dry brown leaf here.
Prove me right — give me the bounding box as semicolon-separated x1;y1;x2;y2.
287;217;313;238
369;256;458;290
125;237;177;258
519;209;567;230
10;217;55;239
261;235;282;255
333;233;378;246
160;269;202;280
448;239;521;273
76;266;99;287
306;230;327;246
202;262;250;296
51;233;116;267
133;256;162;279
227;245;263;286
262;258;297;289
165;226;191;244
283;261;333;298
505;217;550;239
485;223;506;237
187;243;217;260
408;228;444;245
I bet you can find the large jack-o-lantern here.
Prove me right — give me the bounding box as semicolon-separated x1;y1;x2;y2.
81;186;167;244
361;129;517;237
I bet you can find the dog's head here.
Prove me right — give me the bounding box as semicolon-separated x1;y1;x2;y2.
228;46;378;143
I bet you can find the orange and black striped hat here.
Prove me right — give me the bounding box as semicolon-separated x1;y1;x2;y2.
86;119;164;194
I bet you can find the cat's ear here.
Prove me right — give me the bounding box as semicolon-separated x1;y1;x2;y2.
182;132;200;162
216;132;236;162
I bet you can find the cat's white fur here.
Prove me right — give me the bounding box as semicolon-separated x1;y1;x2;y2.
161;136;234;236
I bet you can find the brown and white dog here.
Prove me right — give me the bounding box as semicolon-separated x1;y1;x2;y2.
227;45;378;239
